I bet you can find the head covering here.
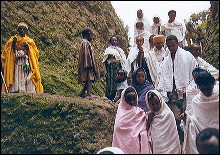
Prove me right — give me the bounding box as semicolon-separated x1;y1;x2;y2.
132;67;155;112
97;147;125;154
18;22;28;30
153;35;165;43
145;89;181;154
112;86;151;154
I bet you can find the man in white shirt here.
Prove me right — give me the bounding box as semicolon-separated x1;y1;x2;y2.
161;10;185;47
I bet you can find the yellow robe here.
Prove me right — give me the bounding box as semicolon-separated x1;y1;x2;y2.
1;34;43;92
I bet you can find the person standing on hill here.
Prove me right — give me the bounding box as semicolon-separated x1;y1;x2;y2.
1;22;43;93
78;28;100;98
103;36;128;101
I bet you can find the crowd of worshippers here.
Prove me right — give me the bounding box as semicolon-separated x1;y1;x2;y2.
1;8;219;154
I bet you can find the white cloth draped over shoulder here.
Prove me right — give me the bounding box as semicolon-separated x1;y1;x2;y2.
182;85;219;154
196;56;219;80
112;87;151;154
146;47;168;87
161;20;184;42
103;46;128;72
157;47;197;92
127;46;148;74
146;90;181;154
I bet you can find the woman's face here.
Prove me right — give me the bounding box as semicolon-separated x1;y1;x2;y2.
136;71;145;84
148;96;161;112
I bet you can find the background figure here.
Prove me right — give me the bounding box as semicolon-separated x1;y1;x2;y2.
97;147;125;154
134;9;151;37
161;10;185;47
148;34;156;51
184;22;197;46
134;21;152;50
180;72;219;154
185;66;209;116
103;36;127;100
1;22;43;93
150;15;162;35
132;67;154;112
127;36;153;84
145;90;181;154
196;128;219;154
189;43;219;80
113;69;129;103
112;87;150;154
78;28;100;98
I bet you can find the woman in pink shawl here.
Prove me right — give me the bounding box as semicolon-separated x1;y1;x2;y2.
112;86;151;154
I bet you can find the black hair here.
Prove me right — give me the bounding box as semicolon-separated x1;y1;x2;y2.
168;10;176;16
192;66;209;76
82;28;93;37
183;46;190;51
147;91;157;102
196;128;219;154
166;35;178;43
124;87;136;106
195;72;215;86
136;21;144;27
149;34;156;43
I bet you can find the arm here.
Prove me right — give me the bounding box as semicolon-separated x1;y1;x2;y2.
146;112;155;131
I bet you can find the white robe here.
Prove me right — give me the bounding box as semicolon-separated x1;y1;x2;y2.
182;85;219;154
146;47;168;88
161;20;184;42
146;90;181;154
157;47;197;93
134;29;152;50
127;46;148;74
103;46;128;73
196;56;219;80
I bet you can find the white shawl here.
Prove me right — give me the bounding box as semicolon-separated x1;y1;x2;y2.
146;47;168;87
157;47;197;92
146;90;181;154
182;85;219;154
103;46;128;72
196;57;219;80
127;46;148;74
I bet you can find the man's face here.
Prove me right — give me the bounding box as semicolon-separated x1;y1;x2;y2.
168;12;176;22
153;17;159;24
18;26;28;37
154;42;164;50
137;10;143;19
136;37;144;48
166;40;179;53
110;37;117;46
190;46;201;58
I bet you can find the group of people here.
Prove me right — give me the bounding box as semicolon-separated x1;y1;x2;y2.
1;8;219;155
99;9;219;154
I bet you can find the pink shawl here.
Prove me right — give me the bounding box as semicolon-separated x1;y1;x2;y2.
112;87;151;154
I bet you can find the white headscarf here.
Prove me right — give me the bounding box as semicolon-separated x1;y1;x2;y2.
97;147;125;154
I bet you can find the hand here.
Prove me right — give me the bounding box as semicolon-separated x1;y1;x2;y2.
146;112;155;131
12;37;17;51
24;42;29;50
179;112;187;123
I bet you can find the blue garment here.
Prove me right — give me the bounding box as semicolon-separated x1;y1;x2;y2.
132;67;155;112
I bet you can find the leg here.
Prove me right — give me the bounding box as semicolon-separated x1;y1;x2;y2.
86;80;92;96
78;82;88;97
